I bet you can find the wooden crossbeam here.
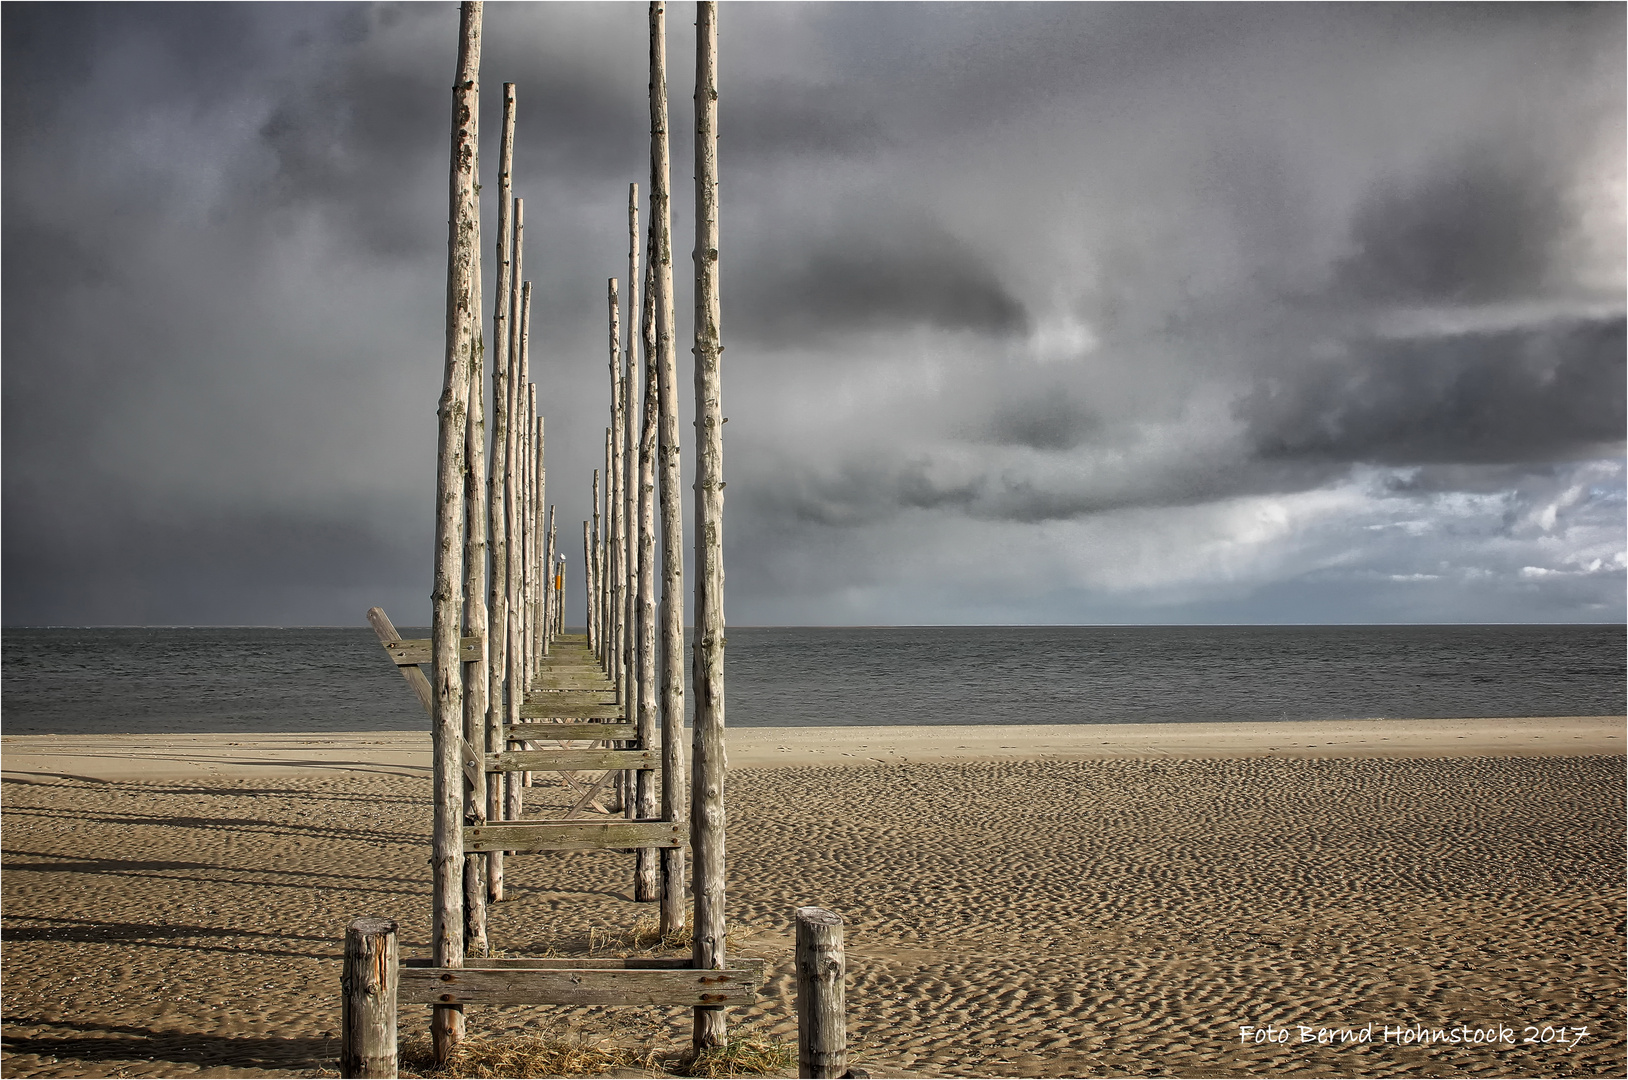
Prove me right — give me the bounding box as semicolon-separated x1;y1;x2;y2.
399;961;767;1006
529;675;617;691
504;722;633;741
524;690;620;706
463;820;683;853
487;748;657;772
383;636;484;666
519;701;624;720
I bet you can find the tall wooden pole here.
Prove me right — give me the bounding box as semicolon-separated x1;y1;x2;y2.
649;0;687;938
431;1;481;1060
583;520;593;640
549;508;560;634
591;467;602;651
505;206;526;804
543;500;556;641
691;0;726;1052
606;279;622;674
461;104;490;957
485;83;517;909
635;222;661;902
534;411;546;662
622;185;643;848
527;382;540;674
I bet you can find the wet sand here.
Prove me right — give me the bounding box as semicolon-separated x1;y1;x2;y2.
2;720;1623;1077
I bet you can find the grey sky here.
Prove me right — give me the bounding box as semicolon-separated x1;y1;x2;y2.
3;2;1623;627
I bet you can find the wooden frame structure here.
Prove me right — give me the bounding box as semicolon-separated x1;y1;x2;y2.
358;2;755;1071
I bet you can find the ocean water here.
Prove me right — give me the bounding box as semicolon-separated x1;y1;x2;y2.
1;624;1622;736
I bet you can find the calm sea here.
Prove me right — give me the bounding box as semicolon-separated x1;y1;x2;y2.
1;625;1621;736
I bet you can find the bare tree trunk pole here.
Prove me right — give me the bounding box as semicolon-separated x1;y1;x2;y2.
503;205;526;848
795;907;847;1079
527;382;540;675
341;917;399;1079
648;0;687;939
691;0;726;1052
606;279;623;675
484;82;517;909
461;123;489;957
591;466;602;652
634;211;660;902
583;520;593;640
534;412;546;663
431;2;481;1059
547;505;558;634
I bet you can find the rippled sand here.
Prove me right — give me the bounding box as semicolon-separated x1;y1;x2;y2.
2;752;1623;1077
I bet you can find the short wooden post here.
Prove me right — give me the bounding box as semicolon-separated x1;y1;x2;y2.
795;907;846;1079
341;917;399;1079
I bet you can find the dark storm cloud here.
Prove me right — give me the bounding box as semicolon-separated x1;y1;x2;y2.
986;395;1098;452
1331;146;1568;305
732;216;1026;339
1243;315;1625;467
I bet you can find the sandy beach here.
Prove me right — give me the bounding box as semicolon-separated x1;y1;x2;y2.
2;718;1623;1077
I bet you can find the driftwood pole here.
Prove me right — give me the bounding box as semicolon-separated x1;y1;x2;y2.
461;122;490;957
691;0;726;1051
505;205;526;815
527;382;540;673
547;504;560;645
622;184;644;852
341;917;399;1079
485;83;517;909
430;1;481;1059
649;0;687;938
590;467;603;651
583;520;593;640
550;514;563;638
543;412;556;667
606;279;623;677
795;907;847;1079
634;219;660;902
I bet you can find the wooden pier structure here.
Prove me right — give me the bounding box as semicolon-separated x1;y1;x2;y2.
349;3;790;1074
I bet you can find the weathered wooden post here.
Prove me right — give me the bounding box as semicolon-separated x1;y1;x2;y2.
590;467;603;651
606;278;622;676
461;107;490;955
540;410;553;667
526;381;540;679
583;519;593;642
649;0;687;938
634;216;660;902
430;0;481;1059
691;0;726;1051
485;83;517;909
547;504;558;635
795;907;847;1079
341;917;399;1079
549;509;561;635
506;201;526;709
623;184;644;849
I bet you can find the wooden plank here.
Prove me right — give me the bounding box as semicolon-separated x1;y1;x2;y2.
529;676;616;691
406;956;693;970
504;722;632;741
385;636;484;666
524;690;620;705
487;748;657;772
463;820;683;853
519;701;624;720
399;963;766;1007
368;608;433;717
